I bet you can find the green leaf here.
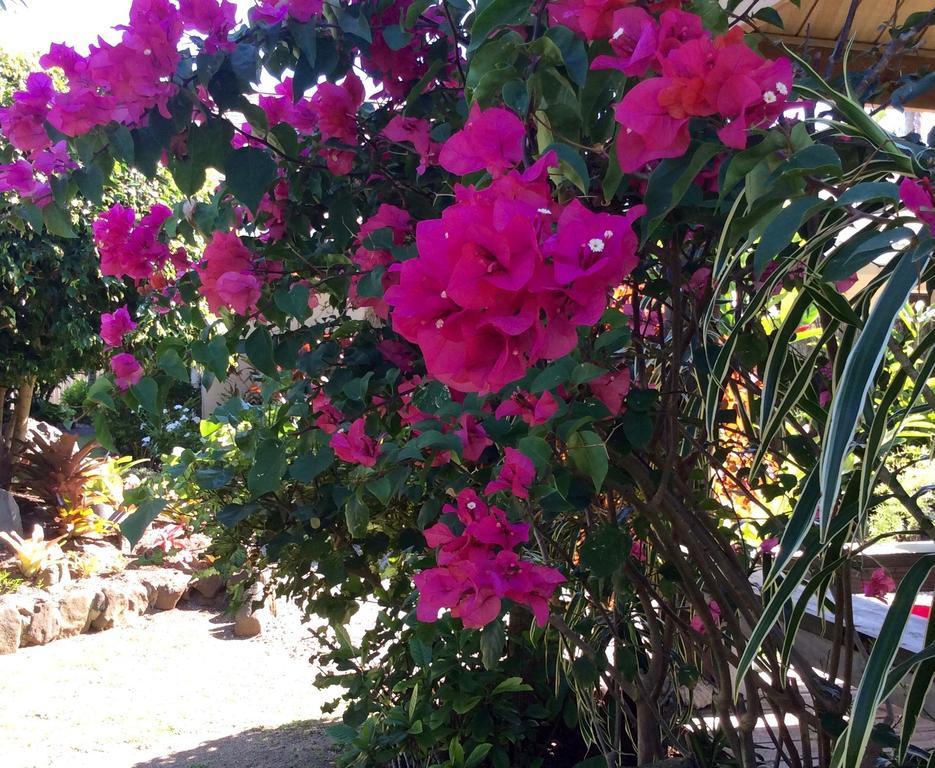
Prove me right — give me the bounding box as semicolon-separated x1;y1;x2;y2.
158;349;190;383
366;475;392;505
821;227;913;283
544;26;588;86
382;23;412;50
247;440;287;497
491;676;532;695
289;447;333;483
753;196;829;276
131;377;160;418
469;0;531;52
223;147;278;214
192;336;231;379
517;436;552;469
335;5;371;42
244;327;278;377
837;556;935;768
819;245;930;536
480;619;506;670
579;524;626;578
120;498;168;546
530;356;576;393
43;204;76;238
92;411;117;452
752;6;783;27
465;744;493;768
86;377;115;410
567;430;608;492
288;18;318;65
217;502;259;527
345;493;369;538
542;142;590;194
836;181;900;207
642;143;722;241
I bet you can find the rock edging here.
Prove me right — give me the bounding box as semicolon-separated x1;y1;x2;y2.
0;566;208;654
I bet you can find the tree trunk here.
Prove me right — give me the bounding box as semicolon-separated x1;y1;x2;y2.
0;386;7;446
9;376;36;459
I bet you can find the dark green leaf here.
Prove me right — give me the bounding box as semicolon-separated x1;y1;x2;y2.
224;147;278;214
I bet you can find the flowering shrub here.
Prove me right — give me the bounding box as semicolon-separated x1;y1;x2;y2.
2;1;935;766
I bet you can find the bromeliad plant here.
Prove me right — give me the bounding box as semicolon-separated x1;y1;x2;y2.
1;1;935;766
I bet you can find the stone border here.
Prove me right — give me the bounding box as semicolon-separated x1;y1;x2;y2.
0;566;223;654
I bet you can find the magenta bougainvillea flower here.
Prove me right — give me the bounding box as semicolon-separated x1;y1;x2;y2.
178;0;236;51
110;352;144;390
690;600;721;633
760;537;779;554
94;203;173;281
614;26;793;172
100;306;138;348
900;178;935;233
311;392;343;435
383;116;438;175
438;103;526;177
0;73;55;152
330;418;380;467
311;74;364;145
415;489;563;628
592;8;705;77
548;0;634;41
863;567;896;600
196;231;262;315
454;413;493;462
250;0;322;25
589;369;632;415
485;447;536;499
495;390;560;426
388;155;644;394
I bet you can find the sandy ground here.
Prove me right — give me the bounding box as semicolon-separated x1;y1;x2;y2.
0;600;343;768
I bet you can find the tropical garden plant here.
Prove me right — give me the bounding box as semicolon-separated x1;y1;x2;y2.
1;1;934;766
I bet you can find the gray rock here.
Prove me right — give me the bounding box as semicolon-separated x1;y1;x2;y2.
56;587;94;637
0;602;22;654
91;583;132;630
233;604;269;638
23;600;61;646
136;568;190;611
191;573;223;600
0;489;22;536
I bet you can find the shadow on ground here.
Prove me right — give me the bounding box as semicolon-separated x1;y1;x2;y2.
131;719;338;768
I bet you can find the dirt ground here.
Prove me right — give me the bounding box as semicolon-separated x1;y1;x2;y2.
0;600;343;768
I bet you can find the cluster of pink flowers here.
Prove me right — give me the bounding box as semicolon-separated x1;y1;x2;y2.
100;306;138;348
111;352;145;390
863;567;896;600
607;18;793;171
349;204;413;319
388;107;644;395
250;0;321;25
415;489;564;628
330;417;381;467
690;599;722;634
94;203;175;281
195;232;263;315
0;140;75;206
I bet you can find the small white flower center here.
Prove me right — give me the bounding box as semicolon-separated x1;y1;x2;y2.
466;502;477;510
588;238;605;252
776;82;789;95
603;229;613;238
537;207;551;215
435;319;444;329
762;90;777;104
440;290;447;299
612;27;625;40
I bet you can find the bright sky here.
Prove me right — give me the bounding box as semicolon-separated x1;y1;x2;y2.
0;0;256;56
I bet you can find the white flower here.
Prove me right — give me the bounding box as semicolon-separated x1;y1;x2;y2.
588;238;605;253
775;82;789;96
762;91;777;104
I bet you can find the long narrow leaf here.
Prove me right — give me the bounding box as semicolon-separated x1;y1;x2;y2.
819;245;930;538
836;555;935;768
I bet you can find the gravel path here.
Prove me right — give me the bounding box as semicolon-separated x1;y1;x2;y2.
0;600;342;768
